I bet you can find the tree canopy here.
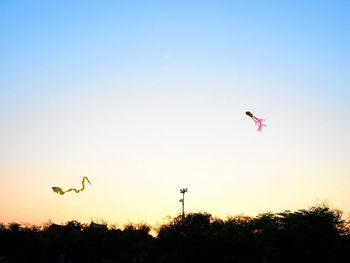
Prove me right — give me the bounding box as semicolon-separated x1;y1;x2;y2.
0;205;349;263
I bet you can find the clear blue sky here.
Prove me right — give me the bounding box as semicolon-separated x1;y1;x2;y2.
1;1;350;226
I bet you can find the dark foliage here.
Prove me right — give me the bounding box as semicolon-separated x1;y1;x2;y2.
0;205;349;263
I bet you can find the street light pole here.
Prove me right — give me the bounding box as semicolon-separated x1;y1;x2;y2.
180;188;188;223
179;188;188;263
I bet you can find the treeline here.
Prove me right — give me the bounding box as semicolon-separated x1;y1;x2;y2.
1;205;350;263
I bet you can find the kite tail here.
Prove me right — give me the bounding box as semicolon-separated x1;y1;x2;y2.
64;177;92;193
252;116;266;132
64;188;80;194
81;176;92;191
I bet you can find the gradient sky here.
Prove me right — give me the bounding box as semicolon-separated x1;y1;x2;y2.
1;0;350;227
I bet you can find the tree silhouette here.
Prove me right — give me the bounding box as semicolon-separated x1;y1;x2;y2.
0;204;349;262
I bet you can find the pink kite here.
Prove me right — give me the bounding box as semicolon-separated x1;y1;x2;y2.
246;111;266;131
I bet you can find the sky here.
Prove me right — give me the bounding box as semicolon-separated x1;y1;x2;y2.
1;0;350;227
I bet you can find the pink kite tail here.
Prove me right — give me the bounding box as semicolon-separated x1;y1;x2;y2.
252;116;266;132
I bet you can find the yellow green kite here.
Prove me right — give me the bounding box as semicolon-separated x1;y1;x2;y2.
52;176;91;195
